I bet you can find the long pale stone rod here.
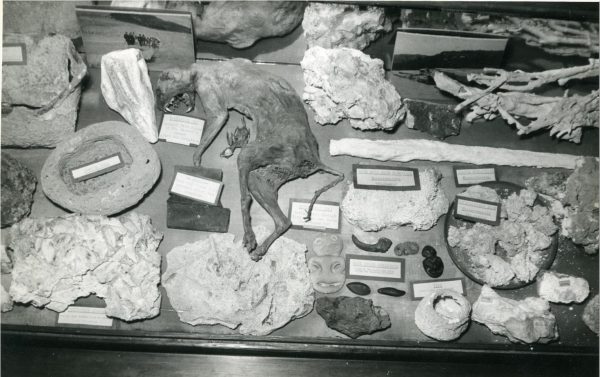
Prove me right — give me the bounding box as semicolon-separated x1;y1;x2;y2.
329;138;594;170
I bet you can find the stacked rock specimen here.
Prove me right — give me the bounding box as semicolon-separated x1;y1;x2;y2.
8;213;163;321
41;121;161;215
472;285;558;343
537;271;589;304
582;295;599;334
303;2;392;50
162;228;314;336
301;46;405;131
341;168;448;231
316;296;391;338
415;289;471;341
1;153;36;227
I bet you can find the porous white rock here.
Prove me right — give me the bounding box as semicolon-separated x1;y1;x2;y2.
341;168;448;231
301;47;405;130
303;3;391;50
414;289;471;341
101;49;158;143
472;285;558;344
537;271;589;304
162;228;314;335
8;213;163;321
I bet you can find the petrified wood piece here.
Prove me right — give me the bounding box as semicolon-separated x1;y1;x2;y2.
156;59;344;261
1;153;37;228
351;234;392;253
316;296;391;338
41;121;161;215
415;289;471;341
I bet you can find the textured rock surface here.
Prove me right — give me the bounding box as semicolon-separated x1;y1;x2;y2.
582;295;599;334
1;284;13;312
341;168;448;231
101;49;158;143
316;296;391;338
405;99;462;139
537;271;589;304
303;2;391;50
394;241;420;256
3;2;82;39
472;285;558;343
162;228;314;335
1;245;13;274
1;153;37;227
8;213;163;321
302;47;405;130
2;34;86;147
41;121;161;215
414;289;471;341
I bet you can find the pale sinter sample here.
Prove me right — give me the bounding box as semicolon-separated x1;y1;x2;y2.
537;271;590;304
415;289;471;341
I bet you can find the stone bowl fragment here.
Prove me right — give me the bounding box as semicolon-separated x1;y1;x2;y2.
414;289;471;341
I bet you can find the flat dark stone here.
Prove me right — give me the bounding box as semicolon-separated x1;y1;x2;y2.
167;197;230;232
422;245;437;258
377;287;406;297
404;99;462;140
423;256;444;278
346;282;371;296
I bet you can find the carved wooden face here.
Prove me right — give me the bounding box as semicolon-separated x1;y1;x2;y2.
308;255;345;294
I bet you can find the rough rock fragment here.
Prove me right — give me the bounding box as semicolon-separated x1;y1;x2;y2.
303;2;392;50
394;241;419;256
1;153;37;228
1;284;13;313
1;34;86;148
537;271;589;304
41;121;161;215
582;295;599;334
405;99;462;139
162;228;314;336
8;213;163;321
302;47;405;130
472;285;558;343
341;168;448;231
101;49;158;143
316;296;391;338
1;246;13;274
414;289;471;341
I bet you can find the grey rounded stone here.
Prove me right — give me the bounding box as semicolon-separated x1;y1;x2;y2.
41;121;161;215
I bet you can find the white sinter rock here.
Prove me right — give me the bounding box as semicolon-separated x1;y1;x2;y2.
301;46;405;131
537;271;589;304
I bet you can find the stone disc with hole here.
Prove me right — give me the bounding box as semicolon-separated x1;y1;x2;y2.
41;121;161;215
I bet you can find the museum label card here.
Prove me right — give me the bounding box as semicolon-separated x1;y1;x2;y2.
57;306;113;327
288;199;341;232
169;171;223;206
346;255;405;282
410;278;466;300
454;196;501;226
159;114;205;146
353;165;420;191
453;166;497;187
70;153;124;182
2;43;27;65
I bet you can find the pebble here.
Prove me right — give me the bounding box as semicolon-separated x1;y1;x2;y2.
394;241;419;256
422;245;437;258
346;282;371;296
377;287;406;297
423;256;444;278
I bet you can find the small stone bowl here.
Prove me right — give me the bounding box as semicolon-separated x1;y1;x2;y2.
414;289;471;341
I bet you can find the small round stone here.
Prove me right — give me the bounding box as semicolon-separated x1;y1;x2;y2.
346;282;371;296
394;241;419;256
422;245;437;258
423;256;444;278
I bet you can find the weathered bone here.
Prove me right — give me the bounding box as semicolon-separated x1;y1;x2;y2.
101;48;158;143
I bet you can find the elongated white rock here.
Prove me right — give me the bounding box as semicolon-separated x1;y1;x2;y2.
330;138;591;170
537;271;589;304
101;49;158;143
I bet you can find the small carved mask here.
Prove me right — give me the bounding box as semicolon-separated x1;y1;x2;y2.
308;234;345;294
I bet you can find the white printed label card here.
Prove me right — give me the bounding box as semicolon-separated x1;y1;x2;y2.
454;196;501;226
288;199;341;232
3;43;27;65
159;114;205;146
410;278;466;300
346;255;405;282
353;164;420;191
70;153;124;182
57;306;113;327
453;166;497;187
169;170;223;206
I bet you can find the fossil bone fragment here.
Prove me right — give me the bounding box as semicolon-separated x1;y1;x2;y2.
415;289;471;341
101;49;158;143
330;138;592;170
156;59;344;261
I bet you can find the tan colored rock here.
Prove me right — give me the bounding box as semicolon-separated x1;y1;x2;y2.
302;47;405;130
101;49;158;143
537;271;589;304
8;213;163;321
472;285;558;343
41;121;161;215
303;3;391;50
162;227;314;335
1;153;37;227
582;295;599;334
341;168;448;231
415;289;471;341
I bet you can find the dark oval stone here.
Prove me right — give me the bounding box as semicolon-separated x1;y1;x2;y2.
422;245;437;258
423;256;444;278
377;287;406;297
346;282;371;296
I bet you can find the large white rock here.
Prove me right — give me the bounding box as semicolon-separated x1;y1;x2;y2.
8;213;163;321
303;3;391;50
101;49;158;143
162;228;314;336
341;168;448;231
537;271;589;304
301;47;405;131
472;285;558;344
414;289;471;341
